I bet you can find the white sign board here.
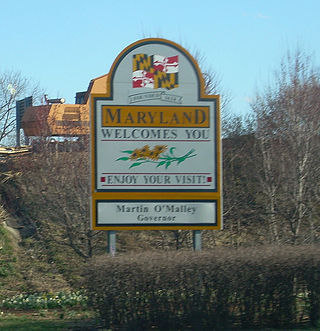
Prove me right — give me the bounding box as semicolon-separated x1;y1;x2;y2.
91;38;222;230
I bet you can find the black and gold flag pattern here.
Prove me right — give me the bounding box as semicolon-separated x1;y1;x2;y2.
132;53;179;90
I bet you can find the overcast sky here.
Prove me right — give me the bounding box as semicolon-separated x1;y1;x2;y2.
1;0;319;115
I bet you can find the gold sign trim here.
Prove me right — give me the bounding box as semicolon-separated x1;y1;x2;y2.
102;106;210;128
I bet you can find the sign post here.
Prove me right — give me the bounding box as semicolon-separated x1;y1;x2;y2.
107;230;116;256
90;38;222;239
193;230;202;251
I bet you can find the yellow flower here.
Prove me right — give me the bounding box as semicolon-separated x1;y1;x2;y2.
130;145;167;161
149;150;160;160
130;149;141;160
152;145;167;154
150;145;167;159
140;145;151;158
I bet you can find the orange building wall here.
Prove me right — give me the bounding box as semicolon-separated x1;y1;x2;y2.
21;74;108;137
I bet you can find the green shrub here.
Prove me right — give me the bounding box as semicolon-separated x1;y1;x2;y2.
84;246;320;330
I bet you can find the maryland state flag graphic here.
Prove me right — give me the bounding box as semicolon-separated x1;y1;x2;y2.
132;54;179;90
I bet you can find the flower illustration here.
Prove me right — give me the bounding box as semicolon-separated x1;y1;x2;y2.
116;145;196;169
140;145;151;157
130;149;140;160
149;145;167;160
153;145;167;154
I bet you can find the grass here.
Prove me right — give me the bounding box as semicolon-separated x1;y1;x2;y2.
0;311;319;331
236;330;318;331
0;224;17;278
0;317;80;331
0;310;101;331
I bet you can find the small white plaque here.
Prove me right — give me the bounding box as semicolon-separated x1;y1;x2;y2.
97;201;217;225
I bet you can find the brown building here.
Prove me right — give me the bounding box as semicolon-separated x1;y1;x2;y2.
21;74;108;137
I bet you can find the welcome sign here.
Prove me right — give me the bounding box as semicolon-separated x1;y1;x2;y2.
90;38;222;230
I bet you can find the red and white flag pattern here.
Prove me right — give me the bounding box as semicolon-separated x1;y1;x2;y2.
132;54;179;90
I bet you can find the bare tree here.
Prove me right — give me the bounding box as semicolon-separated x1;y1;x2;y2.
0;70;42;145
251;49;320;244
191;48;232;114
12;148;105;260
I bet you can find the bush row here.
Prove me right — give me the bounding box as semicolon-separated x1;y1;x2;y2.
84;246;320;330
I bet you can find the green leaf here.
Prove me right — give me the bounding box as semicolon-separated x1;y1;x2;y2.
129;162;142;168
169;147;176;155
121;150;134;154
177;158;185;164
165;161;171;169
116;157;130;161
156;161;166;167
184;150;194;157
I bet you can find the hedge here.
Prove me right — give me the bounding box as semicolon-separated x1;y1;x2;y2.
84;246;320;330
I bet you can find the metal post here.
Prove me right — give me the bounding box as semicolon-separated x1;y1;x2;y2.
16;127;20;147
193;230;202;251
107;231;116;256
